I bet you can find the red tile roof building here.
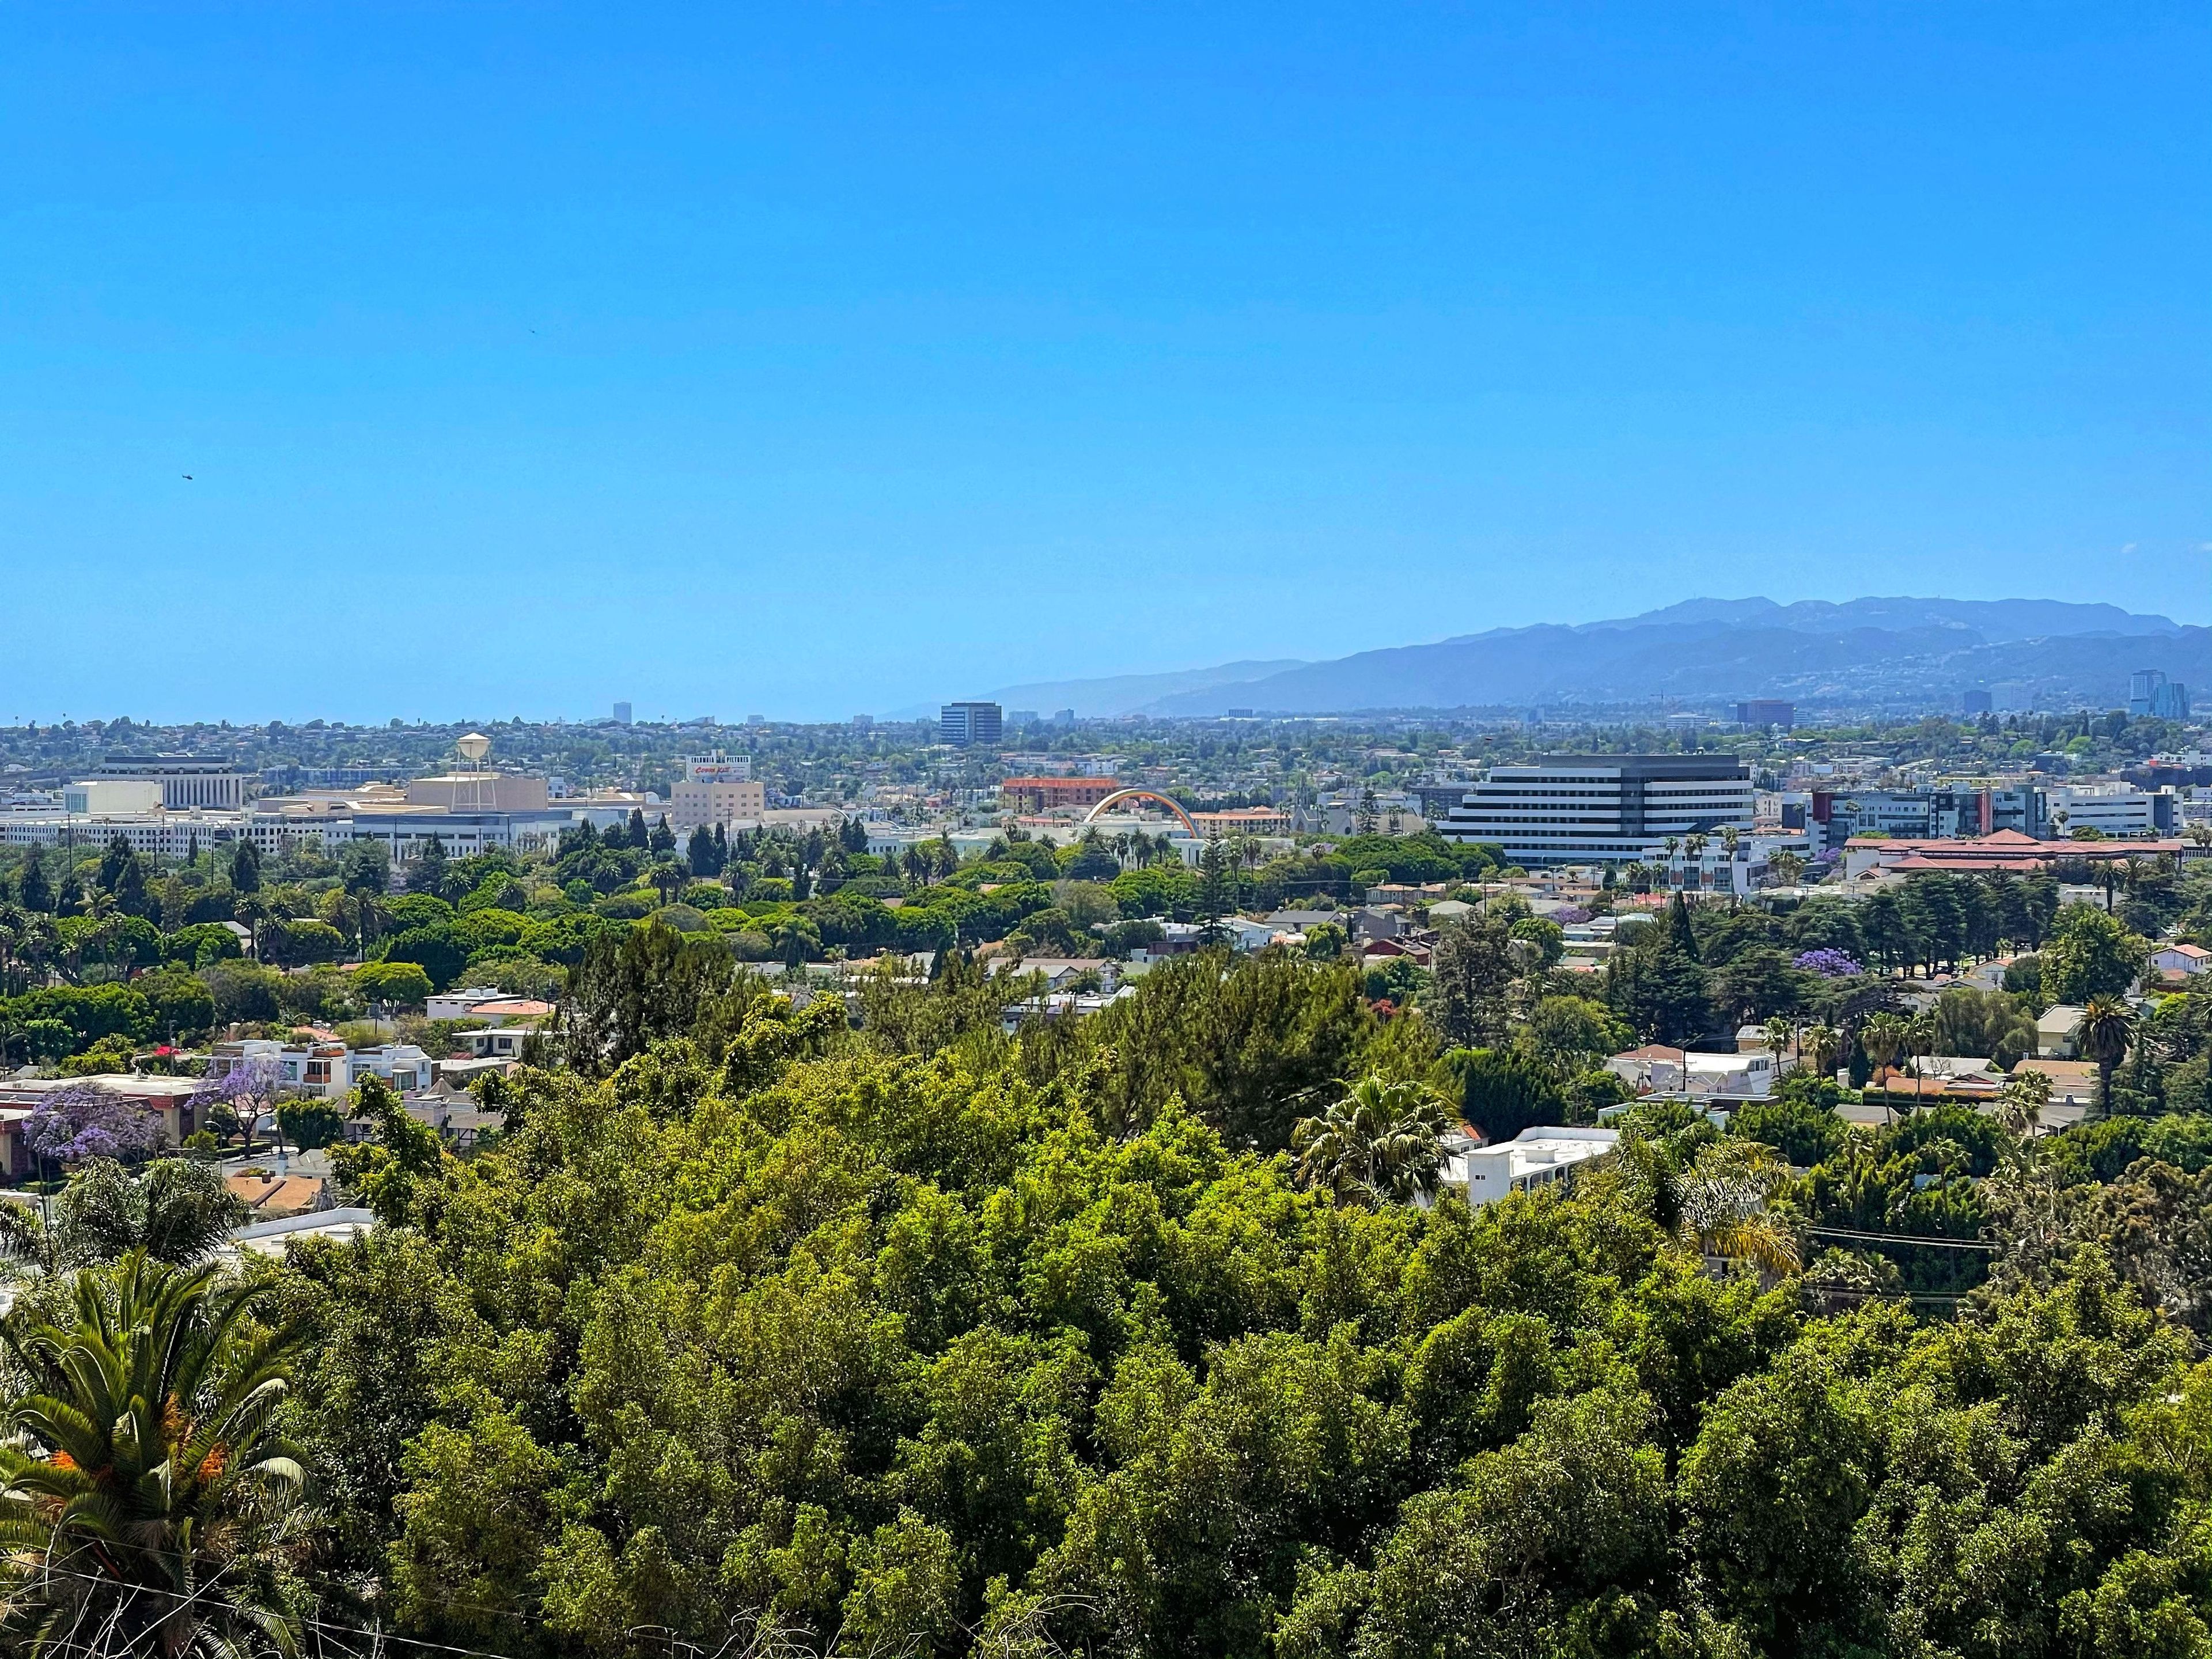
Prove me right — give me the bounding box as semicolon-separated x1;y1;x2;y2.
1848;828;2192;874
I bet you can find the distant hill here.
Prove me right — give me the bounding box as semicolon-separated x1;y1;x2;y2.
983;597;2199;718
962;660;1310;720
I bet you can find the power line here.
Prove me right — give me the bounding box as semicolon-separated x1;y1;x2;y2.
1804;1223;1997;1252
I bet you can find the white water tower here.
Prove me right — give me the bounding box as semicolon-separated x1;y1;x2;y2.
455;732;494;813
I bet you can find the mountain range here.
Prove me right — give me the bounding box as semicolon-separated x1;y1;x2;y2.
976;597;2205;719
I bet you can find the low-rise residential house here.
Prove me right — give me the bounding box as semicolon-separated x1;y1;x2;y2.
1862;1058;2006;1105
1605;1046;1777;1101
1129;922;1208;961
2012;1059;2100;1118
998;986;1137;1035
987;957;1121;992
210;1039;348;1098
1442;1126;1619;1209
1369;882;1453;908
426;986;508;1021
2152;944;2211;982
1224;916;1294;953
225;1171;330;1219
1362;937;1434;967
1267;908;1350;933
211;1039;435;1098
463;997;552;1027
346;1045;434;1093
2036;1006;2086;1058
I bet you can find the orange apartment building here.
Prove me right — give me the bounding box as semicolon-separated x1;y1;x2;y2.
1001;777;1121;812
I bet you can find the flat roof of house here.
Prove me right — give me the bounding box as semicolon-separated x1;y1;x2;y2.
223;1206;376;1258
226;1172;327;1214
0;1074;201;1103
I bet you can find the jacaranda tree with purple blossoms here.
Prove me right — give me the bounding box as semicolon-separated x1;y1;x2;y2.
1794;948;1865;979
23;1083;165;1169
192;1055;282;1155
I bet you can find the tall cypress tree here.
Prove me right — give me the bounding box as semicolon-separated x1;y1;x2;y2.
1665;891;1700;962
113;849;150;919
229;838;262;895
98;834;134;895
17;853;52;914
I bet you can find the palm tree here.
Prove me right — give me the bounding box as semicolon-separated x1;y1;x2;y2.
1291;1075;1452;1207
1800;1023;1842;1080
1672;1141;1800;1276
1996;1066;2051;1140
1763;1016;1796;1072
2188;822;2212;855
2081;995;2137;1114
1903;1010;1938;1101
1767;849;1805;889
1861;1012;1907;1118
0;1254;308;1656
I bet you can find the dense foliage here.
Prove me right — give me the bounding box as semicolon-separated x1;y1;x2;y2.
55;959;2161;1659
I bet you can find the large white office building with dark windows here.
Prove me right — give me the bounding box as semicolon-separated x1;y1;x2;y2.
1440;754;1756;866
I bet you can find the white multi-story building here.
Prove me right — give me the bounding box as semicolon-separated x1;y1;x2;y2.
1441;755;1755;866
92;755;251;809
2046;784;2176;838
208;1040;434;1098
1441;1126;1619;1209
63;779;164;815
0;808;259;858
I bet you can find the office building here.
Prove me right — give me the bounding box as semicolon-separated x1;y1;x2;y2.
1007;710;1040;726
1439;755;1755;865
63;779;164;816
2131;670;2192;721
613;701;634;726
2047;783;2176;838
1962;690;1993;716
671;755;766;830
1810;787;2046;851
262;765;405;791
93;754;249;809
337;809;575;858
1733;700;1795;729
940;702;1003;748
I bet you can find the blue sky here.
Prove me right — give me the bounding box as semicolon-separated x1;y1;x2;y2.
2;3;2206;723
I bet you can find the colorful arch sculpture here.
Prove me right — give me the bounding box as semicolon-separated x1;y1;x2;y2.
1081;787;1198;836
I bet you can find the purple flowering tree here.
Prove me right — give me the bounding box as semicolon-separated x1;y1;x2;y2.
1794;948;1865;979
1550;906;1592;926
193;1056;282;1155
24;1083;166;1168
